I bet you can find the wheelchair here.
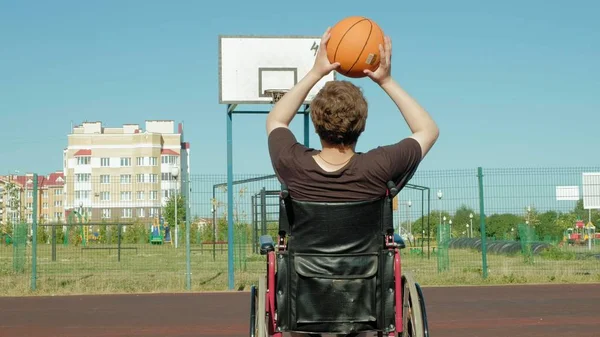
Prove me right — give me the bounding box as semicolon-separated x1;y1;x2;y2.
249;181;429;337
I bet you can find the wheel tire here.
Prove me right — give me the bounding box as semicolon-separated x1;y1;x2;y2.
414;283;429;337
401;272;424;337
249;285;257;337
256;275;268;337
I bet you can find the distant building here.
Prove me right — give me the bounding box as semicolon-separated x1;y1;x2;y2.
63;120;190;223
0;172;65;226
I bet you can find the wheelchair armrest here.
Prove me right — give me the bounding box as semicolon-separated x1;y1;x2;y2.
394;233;406;249
259;235;275;255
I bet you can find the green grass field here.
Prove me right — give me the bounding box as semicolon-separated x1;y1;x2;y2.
1;241;599;296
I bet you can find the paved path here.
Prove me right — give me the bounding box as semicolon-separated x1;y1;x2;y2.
1;284;598;337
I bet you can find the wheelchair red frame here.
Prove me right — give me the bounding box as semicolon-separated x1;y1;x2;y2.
250;182;429;337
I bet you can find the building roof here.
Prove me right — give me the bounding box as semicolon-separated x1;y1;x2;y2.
74;149;92;156
0;171;64;189
161;149;179;156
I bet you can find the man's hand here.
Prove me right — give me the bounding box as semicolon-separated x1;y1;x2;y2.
363;36;392;86
310;28;341;78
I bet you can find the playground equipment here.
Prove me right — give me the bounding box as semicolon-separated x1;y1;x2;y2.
564;219;597;246
149;217;172;245
250;181;428;337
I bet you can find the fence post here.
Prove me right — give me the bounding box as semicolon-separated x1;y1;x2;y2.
185;177;192;291
31;173;38;291
477;167;488;279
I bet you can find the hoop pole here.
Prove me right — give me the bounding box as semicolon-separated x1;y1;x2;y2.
303;105;310;147
226;106;235;290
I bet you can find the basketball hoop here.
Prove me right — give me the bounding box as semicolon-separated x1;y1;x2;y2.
264;89;289;104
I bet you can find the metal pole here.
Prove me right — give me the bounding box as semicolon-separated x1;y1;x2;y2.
185;175;191;291
477;167;488;279
118;224;122;262
303;107;310;147
426;189;430;260
226;108;235;290
51;225;56;262
212;185;216;261
31;174;38;291
174;179;178;249
251;195;256;254
260;188;267;236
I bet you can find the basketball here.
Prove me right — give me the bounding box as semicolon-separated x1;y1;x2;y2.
326;16;385;78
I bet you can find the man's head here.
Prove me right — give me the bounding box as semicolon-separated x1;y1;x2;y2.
310;81;368;148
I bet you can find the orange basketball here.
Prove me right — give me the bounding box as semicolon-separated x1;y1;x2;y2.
326;16;385;78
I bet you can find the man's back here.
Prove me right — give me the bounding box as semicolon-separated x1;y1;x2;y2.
268;127;422;202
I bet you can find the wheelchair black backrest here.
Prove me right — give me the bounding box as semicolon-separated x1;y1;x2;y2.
278;181;398;254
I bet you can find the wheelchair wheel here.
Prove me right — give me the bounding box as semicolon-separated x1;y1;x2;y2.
401;272;424;337
250;276;268;337
414;283;429;337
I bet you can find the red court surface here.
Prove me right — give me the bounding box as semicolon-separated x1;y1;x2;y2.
1;284;599;337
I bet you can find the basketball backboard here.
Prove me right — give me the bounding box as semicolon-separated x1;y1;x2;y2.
218;35;336;105
582;172;600;209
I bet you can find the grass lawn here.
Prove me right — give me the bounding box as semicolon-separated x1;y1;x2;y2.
1;241;599;296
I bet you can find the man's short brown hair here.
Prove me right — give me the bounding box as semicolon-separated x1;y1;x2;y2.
310;81;368;146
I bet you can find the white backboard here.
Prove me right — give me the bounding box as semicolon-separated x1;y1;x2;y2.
582;172;600;209
218;35;336;105
555;186;579;201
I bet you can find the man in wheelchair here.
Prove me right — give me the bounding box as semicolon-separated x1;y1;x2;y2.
258;28;439;337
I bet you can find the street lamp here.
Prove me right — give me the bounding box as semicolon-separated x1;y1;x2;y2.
469;213;474;238
407;200;412;236
171;165;180;249
437;190;443;225
449;219;453;238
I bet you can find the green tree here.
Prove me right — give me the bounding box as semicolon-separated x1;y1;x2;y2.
163;194;187;229
449;204;478;237
486;213;521;239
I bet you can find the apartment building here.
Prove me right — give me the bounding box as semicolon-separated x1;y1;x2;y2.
0;172;65;226
63;120;190;223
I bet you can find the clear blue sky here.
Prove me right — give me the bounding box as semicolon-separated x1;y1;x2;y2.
1;0;599;177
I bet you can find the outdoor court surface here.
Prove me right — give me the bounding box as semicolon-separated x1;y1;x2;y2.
2;284;598;337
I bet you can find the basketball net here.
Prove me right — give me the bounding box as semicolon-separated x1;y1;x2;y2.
265;89;288;104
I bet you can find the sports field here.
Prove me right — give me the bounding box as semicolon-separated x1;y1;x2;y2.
2;241;599;296
2;284;599;337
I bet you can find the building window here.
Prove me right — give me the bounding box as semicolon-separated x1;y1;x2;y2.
100;158;110;167
102;209;111;219
137;191;145;200
161;173;173;181
100;175;110;184
120;157;131;167
150;191;158;200
122;208;132;218
55;189;63;196
137;208;145;218
55;212;62;219
100;191;110;201
120;191;132;201
120;175;131;184
149;157;158;166
161;155;177;164
149;208;159;217
43;202;48;209
162;189;175;199
149;174;158;183
137;174;145;183
77;157;91;165
75;190;91;199
54;200;62;207
76;173;91;182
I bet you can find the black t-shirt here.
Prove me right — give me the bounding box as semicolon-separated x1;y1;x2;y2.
268;127;422;202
